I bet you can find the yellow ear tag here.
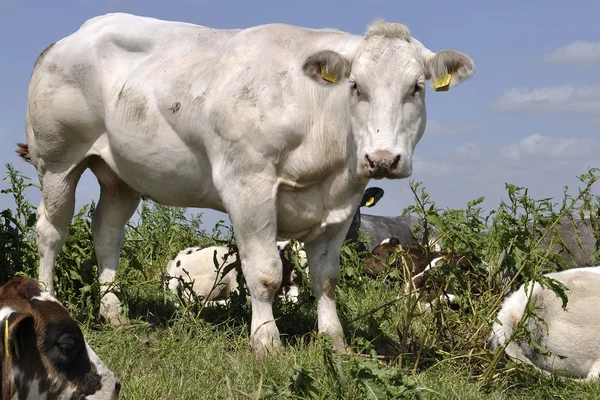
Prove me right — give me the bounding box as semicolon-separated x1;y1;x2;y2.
433;73;452;92
320;65;338;84
4;319;9;360
365;197;375;207
4;319;19;360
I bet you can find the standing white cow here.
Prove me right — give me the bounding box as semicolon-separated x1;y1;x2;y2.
19;13;474;358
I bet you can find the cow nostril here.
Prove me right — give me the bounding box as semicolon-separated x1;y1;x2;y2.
390;155;401;171
364;154;376;169
115;381;121;394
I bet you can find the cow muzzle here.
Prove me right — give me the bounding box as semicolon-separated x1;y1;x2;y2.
364;150;402;179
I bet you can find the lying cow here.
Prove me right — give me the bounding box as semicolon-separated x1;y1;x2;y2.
497;214;599;289
539;215;599;269
345;186;385;247
0;276;120;399
358;213;441;252
344;188;440;252
364;238;480;302
166;241;305;304
19;12;474;358
489;266;600;381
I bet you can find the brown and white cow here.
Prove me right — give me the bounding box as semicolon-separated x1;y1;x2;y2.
0;277;120;399
364;238;481;302
20;13;474;358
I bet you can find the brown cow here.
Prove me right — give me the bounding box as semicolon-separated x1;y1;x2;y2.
364;238;480;302
0;277;120;399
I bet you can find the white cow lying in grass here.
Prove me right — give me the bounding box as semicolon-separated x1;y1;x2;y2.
166;241;306;305
489;266;600;381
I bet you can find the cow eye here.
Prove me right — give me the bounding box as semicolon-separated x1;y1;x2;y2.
57;336;79;355
350;80;360;96
412;83;424;96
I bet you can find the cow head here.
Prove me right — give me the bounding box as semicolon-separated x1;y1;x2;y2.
364;240;435;279
302;19;475;180
346;186;385;244
0;277;120;400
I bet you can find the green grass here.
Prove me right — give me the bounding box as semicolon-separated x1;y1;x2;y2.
2;163;600;399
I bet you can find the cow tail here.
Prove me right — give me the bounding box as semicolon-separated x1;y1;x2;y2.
15;143;32;165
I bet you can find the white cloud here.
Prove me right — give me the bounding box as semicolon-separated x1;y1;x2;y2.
544;41;600;66
425;120;477;137
453;142;483;160
492;85;600;115
500;133;600;161
411;142;483;181
398;134;600;214
412;134;599;182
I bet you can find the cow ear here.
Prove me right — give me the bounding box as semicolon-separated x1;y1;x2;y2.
1;312;34;361
389;237;400;246
411;270;429;289
360;187;384;208
425;50;475;92
302;50;351;86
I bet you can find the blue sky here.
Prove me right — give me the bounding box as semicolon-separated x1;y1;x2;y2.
1;0;598;231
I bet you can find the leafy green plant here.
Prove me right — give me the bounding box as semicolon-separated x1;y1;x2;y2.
2;163;600;399
0;163;38;281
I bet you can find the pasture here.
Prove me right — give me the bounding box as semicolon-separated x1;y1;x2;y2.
2;163;600;399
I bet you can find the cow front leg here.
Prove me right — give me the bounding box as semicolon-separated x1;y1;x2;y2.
220;178;283;360
304;222;353;353
241;245;283;359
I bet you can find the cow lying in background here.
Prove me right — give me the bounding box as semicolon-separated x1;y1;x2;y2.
363;238;480;302
496;214;599;289
345;187;385;246
344;188;440;252
166;241;306;305
358;214;440;252
539;215;599;269
0;276;120;399
489;266;600;381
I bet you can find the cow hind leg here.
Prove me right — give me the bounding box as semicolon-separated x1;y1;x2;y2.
36;167;86;293
89;157;140;326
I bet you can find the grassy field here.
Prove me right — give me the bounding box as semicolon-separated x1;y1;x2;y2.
2;163;600;399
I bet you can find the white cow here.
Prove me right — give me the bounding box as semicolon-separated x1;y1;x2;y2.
489;266;600;381
20;13;474;358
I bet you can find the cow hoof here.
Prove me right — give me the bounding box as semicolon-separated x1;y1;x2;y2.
251;340;283;362
102;310;128;327
250;332;283;361
331;335;350;354
100;293;128;327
